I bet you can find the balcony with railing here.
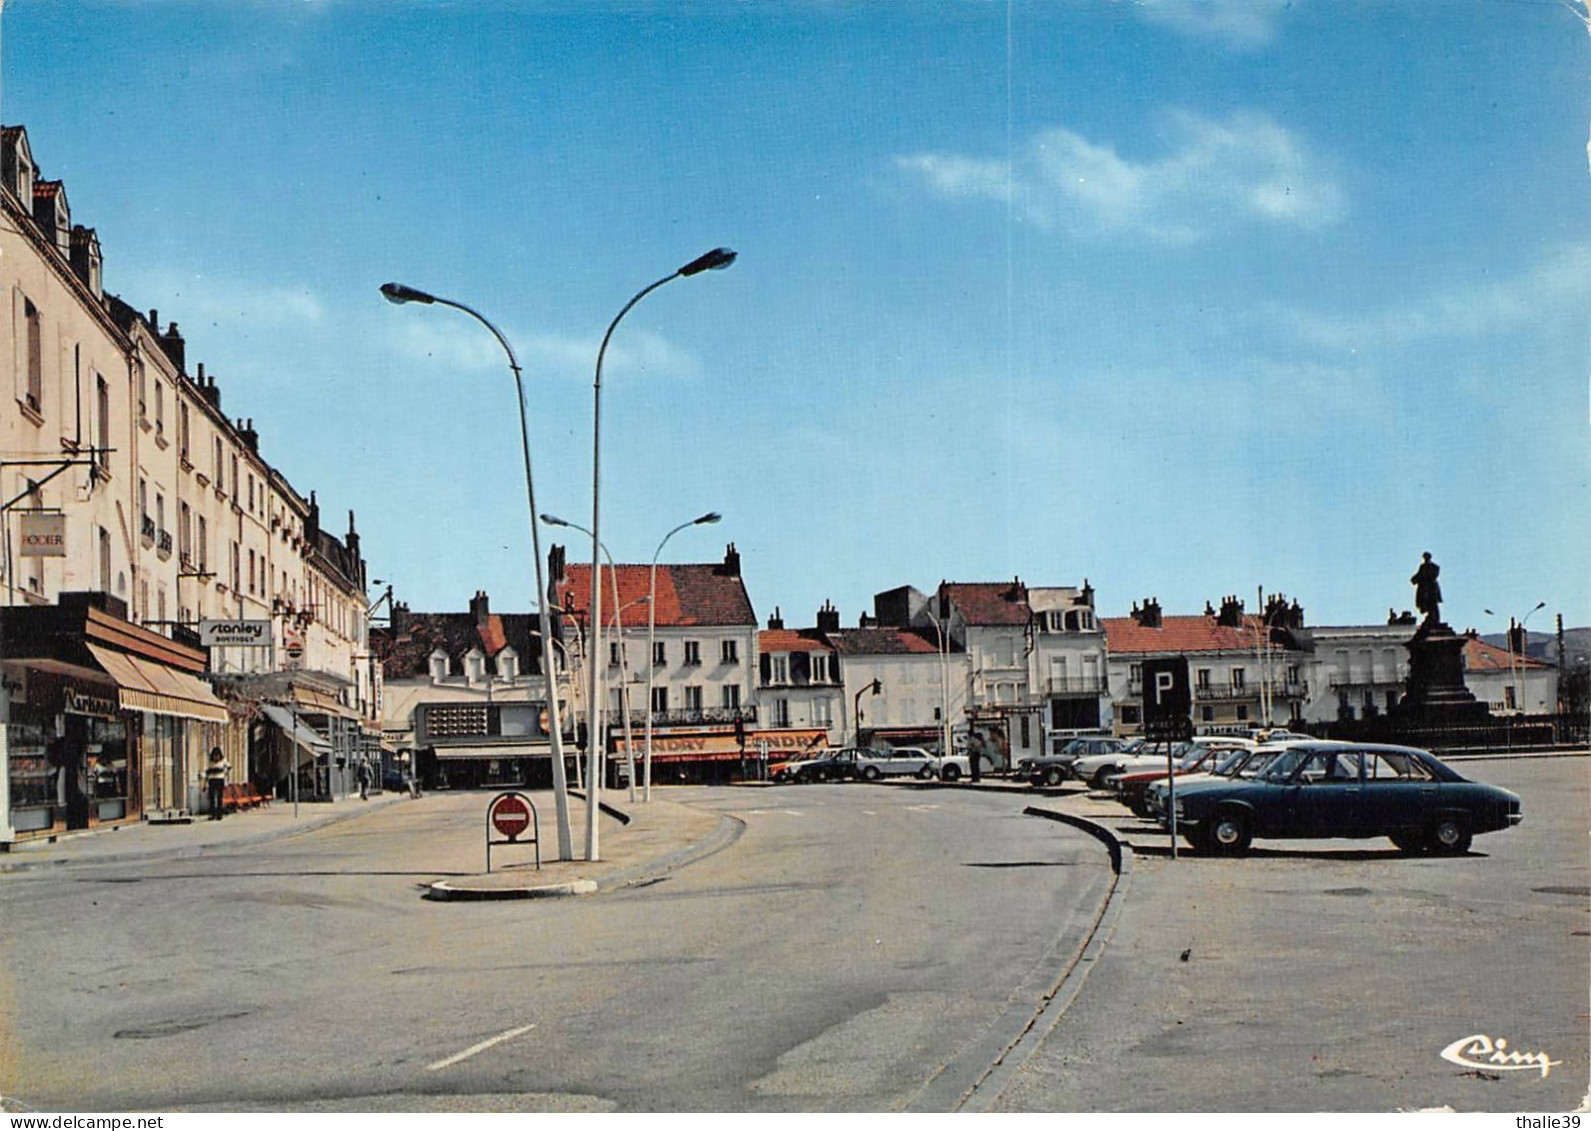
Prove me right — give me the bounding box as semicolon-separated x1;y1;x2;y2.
620;705;759;728
156;530;173;558
140;514;156;546
1044;675;1107;696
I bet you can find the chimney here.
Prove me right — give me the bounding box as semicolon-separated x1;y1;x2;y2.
391;601;411;636
1080;579;1094;609
238;417;258;453
1508;619;1527;656
716;542;741;578
1217;595;1244;628
196;365;221;410
470;590;491;625
1139;598;1163;629
815;600;841;634
305;490;321;542
346;510;360;560
767;606;784;631
69;226;102;298
159;321;185;373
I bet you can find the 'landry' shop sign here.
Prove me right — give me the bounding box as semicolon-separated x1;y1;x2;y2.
621;728;826;759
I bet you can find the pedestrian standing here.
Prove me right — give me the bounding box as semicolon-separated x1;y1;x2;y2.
204;747;229;821
356;758;372;801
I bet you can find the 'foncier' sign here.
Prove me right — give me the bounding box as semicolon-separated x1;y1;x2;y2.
200;619;272;647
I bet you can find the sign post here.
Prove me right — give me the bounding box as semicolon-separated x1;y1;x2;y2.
486;791;540;874
1142;657;1192;859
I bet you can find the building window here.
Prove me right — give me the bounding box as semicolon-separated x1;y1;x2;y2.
651;686;668;713
684;641;701;666
684;685;703;711
499;648;519;682
1231;668;1246;689
198;516;207;571
98;526;111;592
215;438;224;488
1286;665;1300;686
179;503;191;560
1119;703;1141;725
96;376;110;470
1196;668;1211;690
179;403;190;461
23;296;41;412
231;454;239;499
1201;705;1214;722
1129;663;1142;686
770;656;788;683
429;651;448;682
248;549;256;594
1236;705;1249;721
231;542;240;591
814;698;833;726
609;641;621;667
721;639;738;664
773;698;790;727
653;641;666;666
812;654;830;683
722;684;741;710
154;382;164;438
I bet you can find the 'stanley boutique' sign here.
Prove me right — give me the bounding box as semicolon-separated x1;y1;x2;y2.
199;619;272;648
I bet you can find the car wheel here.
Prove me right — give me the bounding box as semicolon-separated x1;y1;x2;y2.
1202;810;1252;856
1388;830;1425;854
1044;766;1065;787
917;765;935;780
940;763;961;782
1129;797;1152;818
861;766;882;781
1090;766;1118;790
1426;816;1472;856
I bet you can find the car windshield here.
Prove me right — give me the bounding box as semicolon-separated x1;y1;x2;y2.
1258;748;1317;781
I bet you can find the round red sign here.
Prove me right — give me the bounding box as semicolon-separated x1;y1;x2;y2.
490;794;531;840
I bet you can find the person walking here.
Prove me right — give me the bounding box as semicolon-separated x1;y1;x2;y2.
356;758;372;801
203;747;229;821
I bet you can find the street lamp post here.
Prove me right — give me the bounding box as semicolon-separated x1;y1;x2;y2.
925;610;953;763
853;678;882;747
378;281;574;861
542;511;649;802
645;511;721;801
584;247;735;861
1485;601;1546;715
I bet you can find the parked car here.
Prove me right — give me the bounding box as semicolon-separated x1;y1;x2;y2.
853;746;937;781
1018;736;1131;786
771;750;830;782
1143;745;1286;820
1108;740;1256;816
1160;740;1522;856
1078;735;1256;791
932;750;998;782
786;748;863;783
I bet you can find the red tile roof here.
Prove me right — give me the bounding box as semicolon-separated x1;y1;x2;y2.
941;581;1030;626
1464;637;1550;672
558;563;754;628
1103;614;1273;655
759;629;833;654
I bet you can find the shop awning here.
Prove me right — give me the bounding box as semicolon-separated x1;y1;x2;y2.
86;644;229;724
430;743;551;761
291;686;356;719
615;730;747;762
260;704;333;768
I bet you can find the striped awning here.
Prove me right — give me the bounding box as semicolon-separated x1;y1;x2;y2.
292;685;356;719
86;644;229;724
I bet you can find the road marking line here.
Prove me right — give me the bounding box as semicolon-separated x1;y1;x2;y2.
427;1024;535;1071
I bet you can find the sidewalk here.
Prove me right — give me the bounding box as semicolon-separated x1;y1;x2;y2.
0;787;737;903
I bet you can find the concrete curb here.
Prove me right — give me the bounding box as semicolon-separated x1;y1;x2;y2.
956;804;1135;1113
423;878;599;902
905;801;1133;1113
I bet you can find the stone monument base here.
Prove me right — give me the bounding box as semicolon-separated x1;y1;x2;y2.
1392;620;1491;723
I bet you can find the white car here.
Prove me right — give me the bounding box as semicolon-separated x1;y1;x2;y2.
851;747;937;781
931;751;998;782
1075;735;1257;790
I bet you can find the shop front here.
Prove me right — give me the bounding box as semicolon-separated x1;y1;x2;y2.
614;727;750;786
426;743;554;791
1;594;228;843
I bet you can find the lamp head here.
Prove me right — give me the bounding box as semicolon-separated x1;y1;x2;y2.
540;513;570;528
679;247;737;277
380;282;436;305
695;511;723;525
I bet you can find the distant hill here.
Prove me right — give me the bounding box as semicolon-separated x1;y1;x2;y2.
1479;627;1590;671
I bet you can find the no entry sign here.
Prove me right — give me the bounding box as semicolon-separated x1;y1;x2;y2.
485;791;541;874
490;794;532;840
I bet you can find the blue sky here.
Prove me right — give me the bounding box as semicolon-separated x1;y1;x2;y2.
6;0;1586;633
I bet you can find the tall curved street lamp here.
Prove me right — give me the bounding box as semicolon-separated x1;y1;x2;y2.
378;281;574;861
1484;600;1546;715
584;247;736;860
644;511;721;801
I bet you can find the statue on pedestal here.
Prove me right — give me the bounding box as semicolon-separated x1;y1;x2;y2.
1411;552;1442;625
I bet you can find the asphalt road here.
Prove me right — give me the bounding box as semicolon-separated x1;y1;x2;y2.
0;784;1112;1112
991;756;1590;1113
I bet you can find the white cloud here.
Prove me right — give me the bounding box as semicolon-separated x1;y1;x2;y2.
898;109;1345;243
1273;242;1591;351
388;320;701;382
112;267;325;330
1133;0;1293;51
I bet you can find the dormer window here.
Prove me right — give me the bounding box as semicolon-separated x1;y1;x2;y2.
428;650;449;682
464;648;486;684
498;647;519;683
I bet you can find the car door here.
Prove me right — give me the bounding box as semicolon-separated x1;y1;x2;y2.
1359;749;1435;835
1287;750;1364;837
